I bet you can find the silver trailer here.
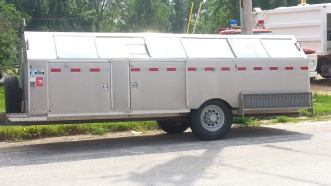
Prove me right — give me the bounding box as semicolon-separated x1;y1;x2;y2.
2;31;313;140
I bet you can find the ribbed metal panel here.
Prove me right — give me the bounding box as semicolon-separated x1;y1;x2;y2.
241;92;312;111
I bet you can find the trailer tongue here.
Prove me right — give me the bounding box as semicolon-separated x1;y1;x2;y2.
1;32;313;140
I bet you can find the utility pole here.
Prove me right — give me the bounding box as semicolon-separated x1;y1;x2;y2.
240;0;253;35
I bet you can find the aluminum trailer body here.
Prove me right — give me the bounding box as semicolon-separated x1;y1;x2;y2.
2;31;313;140
253;3;331;78
219;26;318;78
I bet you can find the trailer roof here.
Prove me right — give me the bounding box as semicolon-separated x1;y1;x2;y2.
24;31;306;60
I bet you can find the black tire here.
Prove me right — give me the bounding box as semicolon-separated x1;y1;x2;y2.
190;100;233;141
157;120;190;134
4;76;21;113
0;71;6;85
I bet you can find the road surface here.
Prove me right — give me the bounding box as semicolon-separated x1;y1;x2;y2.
0;121;330;185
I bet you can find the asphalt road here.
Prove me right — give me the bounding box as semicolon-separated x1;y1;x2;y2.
0;121;330;186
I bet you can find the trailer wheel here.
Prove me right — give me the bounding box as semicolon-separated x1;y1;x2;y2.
0;71;6;85
190;100;233;140
157;120;190;134
4;76;21;113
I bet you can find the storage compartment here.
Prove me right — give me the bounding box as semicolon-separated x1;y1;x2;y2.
48;62;111;114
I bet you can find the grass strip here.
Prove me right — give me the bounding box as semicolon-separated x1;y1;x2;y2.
0;121;159;141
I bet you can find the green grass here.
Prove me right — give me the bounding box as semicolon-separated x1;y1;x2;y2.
269;116;299;124
233;117;262;126
0;121;159;141
0;87;4;112
312;93;331;115
2;84;331;142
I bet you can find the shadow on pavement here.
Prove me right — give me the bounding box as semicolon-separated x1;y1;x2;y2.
0;126;312;168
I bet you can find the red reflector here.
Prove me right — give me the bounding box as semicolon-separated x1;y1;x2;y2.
167;68;176;71
285;67;293;70
205;67;214;71
221;67;230;71
149;68;158;71
238;67;246;71
254;67;262;70
270;67;278;70
301;66;309;70
51;68;61;72
131;68;140;72
71;68;81;72
90;68;100;72
188;67;196;71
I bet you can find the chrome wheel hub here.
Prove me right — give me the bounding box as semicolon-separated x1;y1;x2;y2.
200;105;225;131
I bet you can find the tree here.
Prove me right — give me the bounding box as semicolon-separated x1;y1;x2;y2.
89;0;114;32
0;1;30;73
128;0;173;32
6;0;96;32
206;0;240;34
5;0;49;31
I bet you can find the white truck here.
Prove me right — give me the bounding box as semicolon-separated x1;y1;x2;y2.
1;31;313;141
253;1;331;78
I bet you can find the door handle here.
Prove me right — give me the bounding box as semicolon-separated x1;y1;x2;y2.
132;82;139;89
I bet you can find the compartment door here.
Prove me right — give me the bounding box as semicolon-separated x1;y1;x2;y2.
48;62;111;115
130;62;186;111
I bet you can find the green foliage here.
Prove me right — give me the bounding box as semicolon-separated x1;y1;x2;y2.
312;93;331;115
0;1;30;73
0;87;4;112
4;0;327;34
233;117;254;125
270;116;296;123
0;121;159;141
300;109;314;117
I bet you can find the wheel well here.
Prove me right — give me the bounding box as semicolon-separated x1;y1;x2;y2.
198;98;233;111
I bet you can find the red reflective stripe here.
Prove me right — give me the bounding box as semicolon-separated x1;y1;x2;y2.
221;67;230;71
238;67;246;71
270;67;278;70
71;68;81;72
285;67;293;70
254;67;262;70
149;68;158;71
90;68;100;72
188;67;196;71
167;68;176;71
205;67;214;71
131;68;140;72
51;68;61;72
301;66;309;70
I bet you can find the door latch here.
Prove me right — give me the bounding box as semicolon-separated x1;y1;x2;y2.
102;83;109;90
132;82;139;89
